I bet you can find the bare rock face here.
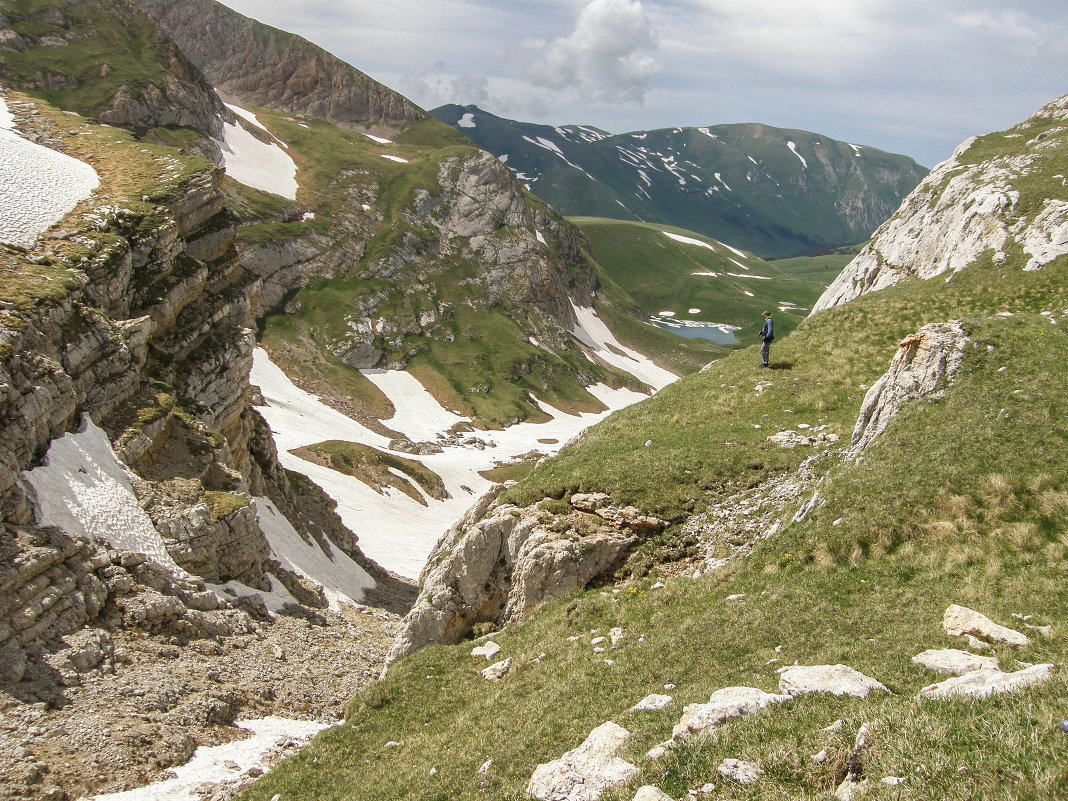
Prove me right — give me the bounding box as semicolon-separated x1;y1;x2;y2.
527;721;638;801
813;93;1068;313
135;0;424;127
384;490;636;669
850;321;967;457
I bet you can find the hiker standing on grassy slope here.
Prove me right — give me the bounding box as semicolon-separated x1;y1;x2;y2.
760;310;774;368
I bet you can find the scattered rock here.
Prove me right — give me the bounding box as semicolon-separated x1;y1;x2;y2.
527;721;639;801
778;665;889;699
472;641;502;661
650;582;666;590
718;758;763;785
610;627;625;648
672;687;791;740
919;664;1055;700
725;593;745;602
812;749;828;764
571;493;612;512
633;786;673;801
835;776;869;800
478;758;492;775
823;719;845;733
881;776;906;786
630;694;673;713
912;648;999;675
481;657;515;681
943;605;1030;647
591;637;607;647
964;634;993;652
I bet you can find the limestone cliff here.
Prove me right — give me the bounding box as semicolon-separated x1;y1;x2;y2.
813;94;1068;313
135;0;424;129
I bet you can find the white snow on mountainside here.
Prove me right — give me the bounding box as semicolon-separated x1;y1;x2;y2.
0;95;99;248
216;104;298;199
24;417;183;574
253;306;676;578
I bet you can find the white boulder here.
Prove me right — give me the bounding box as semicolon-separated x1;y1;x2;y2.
718;758;763;785
672;686;790;740
481;657;514;681
943;605;1030;647
778;665;889;699
527;722;639;801
912;648;999;675
919;664;1055;700
472;641;502;660
630;694;673;713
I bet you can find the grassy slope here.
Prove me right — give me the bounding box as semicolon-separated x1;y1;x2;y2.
244;245;1068;800
575;218;826;337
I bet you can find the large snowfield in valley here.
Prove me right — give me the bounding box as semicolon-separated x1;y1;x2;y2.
252;305;677;579
0;95;99;249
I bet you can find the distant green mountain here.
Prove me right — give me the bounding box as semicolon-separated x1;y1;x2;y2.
430;104;929;259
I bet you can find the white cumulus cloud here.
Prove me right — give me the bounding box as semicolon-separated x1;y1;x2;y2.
509;0;660;104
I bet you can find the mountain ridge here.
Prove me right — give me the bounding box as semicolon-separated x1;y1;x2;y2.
431;103;929;259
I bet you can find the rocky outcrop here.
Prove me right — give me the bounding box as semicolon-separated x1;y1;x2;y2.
384;488;645;669
0;0;230;139
527;721;638;801
777;664;889;699
942;604;1030;647
135;0;424;128
849;321;967;457
813;93;1068;312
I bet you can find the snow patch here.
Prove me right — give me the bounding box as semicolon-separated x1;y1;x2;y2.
787;140;808;169
849;143;863;157
536;229;547;245
253;497;373;609
571;303;678;390
252;350;655;578
217;113;297;199
718;240;748;259
688;308;701;314
89;717;330;801
714;172;731;191
727;272;771;280
363;132;394;144
729;257;750;271
457;113;476;128
0;96;99;248
381;154;409;164
23;417;182;573
663;231;717;252
225;104;288;148
360;369;469;442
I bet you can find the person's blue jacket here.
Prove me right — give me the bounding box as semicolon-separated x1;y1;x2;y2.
761;317;773;341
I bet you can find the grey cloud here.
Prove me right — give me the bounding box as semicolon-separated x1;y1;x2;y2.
508;0;660;105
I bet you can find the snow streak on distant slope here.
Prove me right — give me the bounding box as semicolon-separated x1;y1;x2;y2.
24;417;182;573
458;113;476;128
570;303;678;390
0;96;99;248
663;230;717;253
787;140;808;169
217;106;297;199
252;345;660;578
253;497;373;609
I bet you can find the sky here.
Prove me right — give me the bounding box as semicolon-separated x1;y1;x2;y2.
218;0;1068;168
